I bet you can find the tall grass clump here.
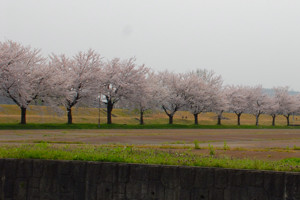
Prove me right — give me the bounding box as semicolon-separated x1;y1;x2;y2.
293;145;300;150
194;140;200;149
208;144;215;156
223;141;230;150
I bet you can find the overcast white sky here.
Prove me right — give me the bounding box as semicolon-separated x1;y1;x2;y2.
1;0;300;90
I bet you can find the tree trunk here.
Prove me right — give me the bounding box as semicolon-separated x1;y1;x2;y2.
140;110;144;125
162;106;177;125
194;113;198;125
168;115;173;124
236;113;242;126
107;100;113;124
217;115;222;125
285;115;290;126
20;107;26;124
67;107;72;124
217;111;223;125
255;114;260;126
271;115;276;126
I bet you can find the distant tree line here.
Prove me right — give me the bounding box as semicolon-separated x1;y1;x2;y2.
1;40;300;125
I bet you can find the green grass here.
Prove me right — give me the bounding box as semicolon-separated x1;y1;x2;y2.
208;144;216;156
0;123;299;130
283;158;300;165
223;141;230;150
33;140;84;144
0;143;299;172
293;145;300;150
163;141;187;144
193;140;200;149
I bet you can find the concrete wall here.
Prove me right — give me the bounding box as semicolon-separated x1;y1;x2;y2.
0;158;300;200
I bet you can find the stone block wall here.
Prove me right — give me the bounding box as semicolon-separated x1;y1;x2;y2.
0;159;300;200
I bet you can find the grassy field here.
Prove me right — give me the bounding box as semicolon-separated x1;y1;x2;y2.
1;129;300;161
0;143;299;172
1;104;300;126
1;123;300;130
1;108;300;171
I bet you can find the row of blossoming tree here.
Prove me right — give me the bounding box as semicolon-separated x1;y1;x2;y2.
1;40;299;125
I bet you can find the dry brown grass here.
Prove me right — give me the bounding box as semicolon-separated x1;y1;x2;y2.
0;104;299;125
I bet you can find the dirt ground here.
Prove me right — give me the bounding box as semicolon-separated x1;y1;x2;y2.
1;129;300;161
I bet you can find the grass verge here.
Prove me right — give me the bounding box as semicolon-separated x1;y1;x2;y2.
0;123;299;130
0;143;299;172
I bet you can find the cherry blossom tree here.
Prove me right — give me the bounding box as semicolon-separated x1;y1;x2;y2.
0;41;29;69
157;71;185;124
125;71;160;125
274;87;299;126
0;40;49;124
183;78;208;125
182;70;222;125
294;95;300;123
100;57;149;124
181;70;212;125
211;89;229;125
227;85;250;126
186;89;210;125
49;49;102;124
247;86;271;126
197;70;224;125
265;94;280;126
